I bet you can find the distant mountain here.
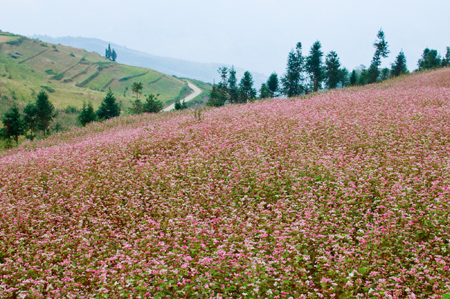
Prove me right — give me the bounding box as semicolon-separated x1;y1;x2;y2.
32;35;268;87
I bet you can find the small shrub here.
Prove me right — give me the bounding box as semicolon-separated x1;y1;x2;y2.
45;69;55;75
40;85;55;93
50;73;63;81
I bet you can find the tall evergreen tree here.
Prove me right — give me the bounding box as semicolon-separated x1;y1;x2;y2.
97;89;120;120
217;67;229;104
23;103;39;140
267;72;279;97
238;71;256;103
105;44;112;60
259;83;270;99
35;91;56;135
306;41;324;92
418;48;442;70
111;49;117;62
228;66;238;104
391;51;408;77
349;70;358;86
78;101;97;126
325;51;341;89
368;29;390;83
281;42;304;97
357;68;369;86
0;105;25;144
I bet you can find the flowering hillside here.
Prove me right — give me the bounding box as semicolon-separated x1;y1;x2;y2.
1;69;450;298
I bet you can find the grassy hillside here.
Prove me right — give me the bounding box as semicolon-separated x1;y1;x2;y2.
0;69;449;297
0;31;187;116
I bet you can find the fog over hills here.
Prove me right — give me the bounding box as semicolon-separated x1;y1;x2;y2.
33;35;269;87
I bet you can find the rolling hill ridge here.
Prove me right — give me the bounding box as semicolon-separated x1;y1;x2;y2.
0;31;195;115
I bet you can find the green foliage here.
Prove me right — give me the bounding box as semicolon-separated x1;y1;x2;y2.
357;68;369;86
207;84;224;107
266;72;279;97
281;42;304;97
238;71;256;103
96;89;121;120
118;72;149;82
131;82;144;100
50;73;64;80
418;48;442;70
40;85;55;93
143;93;163;113
6;37;24;46
35;91;56;135
349;70;358;86
306;41;324;92
0;105;25;144
45;69;55;75
228;66;238;104
23;103;39;140
325;51;341;89
78;101;97;126
105;44;117;61
259;83;270;99
391;51;408;77
174;100;188;110
368;29;390;83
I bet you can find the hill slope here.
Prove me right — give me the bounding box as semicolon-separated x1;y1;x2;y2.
0;69;449;297
0;31;189;115
32;35;269;87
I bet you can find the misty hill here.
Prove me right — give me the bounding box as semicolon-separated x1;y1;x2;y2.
0;31;192;115
32;35;269;87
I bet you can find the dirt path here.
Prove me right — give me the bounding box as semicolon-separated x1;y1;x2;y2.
162;81;202;112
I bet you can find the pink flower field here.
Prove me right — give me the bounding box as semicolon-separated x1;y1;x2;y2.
1;69;450;298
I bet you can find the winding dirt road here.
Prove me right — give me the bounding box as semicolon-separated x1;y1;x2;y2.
162;81;202;112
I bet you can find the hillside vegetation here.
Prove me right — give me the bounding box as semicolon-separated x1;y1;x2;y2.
0;69;449;297
0;31;187;116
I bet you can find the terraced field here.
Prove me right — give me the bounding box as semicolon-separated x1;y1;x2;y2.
0;32;188;115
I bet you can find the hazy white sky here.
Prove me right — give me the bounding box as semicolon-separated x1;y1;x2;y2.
1;0;449;76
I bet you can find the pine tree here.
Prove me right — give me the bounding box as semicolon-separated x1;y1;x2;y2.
380;68;390;81
306;41;324;92
357;68;369;86
143;93;163;113
267;72;279;97
391;51;408;77
207;83;224;107
259;83;270;99
105;44;112;60
418;48;442;70
281;42;304;97
97;89;120;120
349;70;358;86
35;91;56;135
111;49;117;62
78;101;97;126
130;99;143;114
217;67;229;104
368;29;390;83
0;105;25;144
228;66;238;104
238;71;256;103
325;51;341;89
23;103;39;140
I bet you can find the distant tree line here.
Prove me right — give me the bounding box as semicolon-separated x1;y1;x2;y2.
208;29;450;106
0;79;168;146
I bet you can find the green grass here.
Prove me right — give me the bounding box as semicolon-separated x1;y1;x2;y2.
0;31;188;115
